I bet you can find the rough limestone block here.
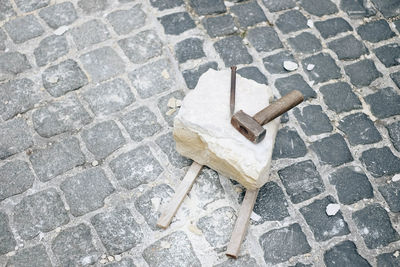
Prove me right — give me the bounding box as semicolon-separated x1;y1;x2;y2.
174;69;279;189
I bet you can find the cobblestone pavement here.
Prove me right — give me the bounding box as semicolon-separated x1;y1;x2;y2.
1;0;400;266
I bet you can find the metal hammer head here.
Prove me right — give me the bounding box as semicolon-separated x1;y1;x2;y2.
231;110;266;144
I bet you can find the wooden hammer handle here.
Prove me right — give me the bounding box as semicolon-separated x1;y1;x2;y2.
253;90;304;125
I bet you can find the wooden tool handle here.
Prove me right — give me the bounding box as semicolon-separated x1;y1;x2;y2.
253;90;304;125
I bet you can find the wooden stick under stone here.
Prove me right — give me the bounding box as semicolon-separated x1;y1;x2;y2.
157;162;203;229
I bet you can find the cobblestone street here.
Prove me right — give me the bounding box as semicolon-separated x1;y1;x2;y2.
1;0;400;266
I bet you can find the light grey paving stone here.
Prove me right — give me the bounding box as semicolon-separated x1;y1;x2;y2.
77;0;109;14
0;52;31;76
91;207;143;254
34;35;69;67
158;12;196;35
106;5;146;35
61;168;115;216
190;0;226;15
13;188;70;240
0;212;16;256
6;244;52;267
262;0;296;12
118;30;162;63
157;90;185;126
4;15;44;44
175;38;205;63
0;118;33;160
190;166;224;208
213;254;259;267
105;258;136;267
0;160;34;201
39;2;78;29
32;94;92;137
0;0;16;21
71;19;110;50
0;28;7;51
29;137;85;182
155;132;192;168
15;0;49;12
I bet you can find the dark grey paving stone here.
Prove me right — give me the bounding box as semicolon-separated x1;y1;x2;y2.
274;74;316;100
289;263;312;267
157;90;185;126
259;224;311;264
272;127;307;159
39;2;77;29
320;82;362;113
300;196;350;241
395;19;400;32
0;160;34;201
315;18;353;39
175;38;205;64
324;241;371;267
149;0;183;10
143;231;201;267
6;244;52;267
338;112;381;145
237;66;268;85
360;146;400;178
288;32;322;54
15;0;49;12
0;118;33;160
120;106;161;142
158;12;196;35
77;0;109;14
190;0;226;15
0;28;6;51
302;53;341;84
344;59;382;88
275;10;308;34
278;160;325;204
230;1;267;28
4;15;44;44
197;207;236;247
13;189;69;240
0;78;40;120
377;250;400;266
155;132;192;168
371;0;400;18
340;0;376;17
247;26;282;53
379;181;400;212
128;58;174;99
0;0;16;21
280;113;289;123
109;145;163;190
294;105;332;136
263;51;296;74
261;0;295;12
118;30;162;63
364;87;400;119
182;62;218;89
300;0;338;16
135;184;174;230
106;5;146;35
80;47;125;83
91;207;143;254
213;254;258;267
386;121;400;151
214;35;253;67
352;204;399;249
82;78;134;115
0;212;16;256
328;35;368;60
71;19;110;50
0;52;31;75
51;223;99;266
374;43;400;68
190;167;224;208
34;35;69;67
357;20;395;43
202;14;236;38
30;137;85;182
391;71;400;89
329;166;373;205
310;133;353;166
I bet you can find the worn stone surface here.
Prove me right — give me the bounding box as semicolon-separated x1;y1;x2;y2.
386;121;400;151
149;0;183;10
214;36;252;67
214;254;258;267
320;82;362;113
119;30;162;64
360;146;400;177
156;132;192;168
34;35;69;67
157;90;185;126
288;32;322;54
158;12;195;35
310;133;353;166
294;105;332;136
71;19;110;50
175;38;205;64
262;0;296;12
202;14;236;38
364;87;400;119
314;18;353;39
4;15;44;44
107;5;146;35
0;0;16;21
0;52;31;76
275;10;308;33
377;250;400;266
0;160;34;201
0;118;33;160
190;0;226;15
6;245;52;267
38;2;78;29
190;166;224;208
302;53;341;84
230;1;267;29
263;51;296;74
328;35;368;60
247;26;282;53
341;0;376;18
324;241;371;267
0;212;16;256
357;20;395;43
338;112;381;145
272;127;307;159
77;0;109;14
300;0;338;16
374;43;400;68
182;61;218;89
378;182;400;212
237;66;268;85
274;74;316;99
370;0;400;18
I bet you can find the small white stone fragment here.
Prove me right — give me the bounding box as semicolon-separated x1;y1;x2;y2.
115;255;122;262
175;99;182;107
188;223;203;235
160;241;171;249
151;197;161;211
101;254;107;259
107;256;114;262
55;227;61;233
326;203;340;216
99;259;107;264
307;19;314;28
47;75;59;84
92;160;99;167
394;251;400;257
19;243;23;247
283;61;298;71
166;108;176;116
307;64;315;71
161;69;170;79
15;246;19;251
250;211;262;222
54;26;69;35
392;174;400;182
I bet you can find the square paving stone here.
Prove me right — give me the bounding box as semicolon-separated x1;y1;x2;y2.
182;61;218;89
34;35;69;67
157;90;185;127
118;30;162;64
128;58;174;99
300;0;338;16
338;112;381;145
364;87;400;118
175;38;205;64
190;0;226;15
0;28;6;51
91;207;143;254
247;26;282;53
352;204;399;249
202;14;237;38
80;47;125;83
120;106;161;142
230;1;267;29
105;258;136;267
30;137;85;182
190;166;224;209
149;0;183;10
32;94;92;137
324;241;371;267
288;32;322;54
263;51;296;74
158;12;195;35
371;0;400;18
272;127;307;159
4;15;44;44
106;5;146;35
0;212;16;256
15;0;49;13
340;0;376;17
377;250;400;266
357;20;395;43
294;105;332;136
214;36;253;67
259;224;311;264
390;71;400;89
361;146;400;178
51;223;99;266
329;166;373;205
13;189;69;240
262;0;296;12
328;35;368;61
374;43;400;68
0;78;41;120
77;0;109;14
345;59;382;88
0;52;31;75
82;78;134;115
0;160;34;201
61;168;115;216
6;244;52;267
39;2;78;29
379;181;400;212
109;145;163;190
155;132;192;168
0;118;33;160
320;82;362;113
274;74;316;100
315;18;353;39
0;0;15;21
142;231;201;267
214;254;258;267
71;19;110;50
278;160;325;204
386;121;400;151
42;59;88;97
310;133;353;166
275;10;308;34
302;53;341;84
300;196;350;241
237;66;268;85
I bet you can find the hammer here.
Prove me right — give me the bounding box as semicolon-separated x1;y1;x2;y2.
231;90;304;143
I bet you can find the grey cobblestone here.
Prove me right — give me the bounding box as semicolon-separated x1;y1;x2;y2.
0;118;33;160
311;133;353;166
15;0;49;12
378;182;400;212
175;38;205;64
155;132;192;168
371;0;400;18
214;36;253;67
157;90;185;126
237;66;268;85
38;2;78;29
0;160;34;201
106;5;146;35
214;254;258;267
0;29;7;51
202;14;236;38
263;51;296;74
357;20;395;43
190;0;226;15
386;121;400;151
77;0;109;14
338;112;381;145
293;105;332;136
340;0;376;18
0;0;16;21
71;20;110;50
300;0;338;16
230;1;267;29
0;212;16;256
275;10;308;34
158;12;195;35
320;82;362;113
374;43;400;68
345;59;382;87
302;53;341;84
0;52;31;76
288;32;322;54
6;244;52;267
262;0;296;12
247;26;282;53
377;250;400;266
4;15;44;44
149;0;183;11
182;61;218;89
275;74;316;99
34;35;69;67
272;127;307;159
191;167;224;208
364;87;400;118
360;146;400;178
323;241;371;267
327;35;368;61
314;18;353;39
105;258;136;267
